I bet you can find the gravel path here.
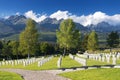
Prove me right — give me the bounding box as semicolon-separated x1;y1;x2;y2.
1;65;120;80
0;69;71;80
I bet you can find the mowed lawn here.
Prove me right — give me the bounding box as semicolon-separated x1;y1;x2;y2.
61;56;82;68
0;57;59;70
0;71;23;80
0;56;82;70
60;68;120;80
117;59;120;64
87;57;120;66
87;59;110;66
0;55;120;70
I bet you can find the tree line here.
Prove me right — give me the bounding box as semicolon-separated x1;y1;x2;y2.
57;19;119;54
0;19;119;60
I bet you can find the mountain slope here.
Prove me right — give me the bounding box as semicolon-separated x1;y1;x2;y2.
0;15;120;42
87;22;120;32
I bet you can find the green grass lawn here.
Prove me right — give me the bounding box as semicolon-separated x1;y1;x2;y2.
76;54;120;66
0;56;82;70
61;56;82;68
117;59;120;64
0;56;120;70
87;57;120;66
0;57;59;70
87;59;110;66
75;55;112;66
0;71;23;80
24;56;58;70
60;68;120;80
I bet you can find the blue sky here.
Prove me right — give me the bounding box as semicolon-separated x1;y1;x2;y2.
0;0;120;17
1;0;120;26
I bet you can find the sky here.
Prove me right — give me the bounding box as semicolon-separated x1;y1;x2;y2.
0;0;120;16
0;0;120;26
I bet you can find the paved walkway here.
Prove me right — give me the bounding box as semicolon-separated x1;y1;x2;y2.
0;69;71;80
1;65;120;80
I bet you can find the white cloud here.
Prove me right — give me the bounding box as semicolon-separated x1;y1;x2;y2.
4;16;10;19
24;10;47;22
16;12;20;15
24;10;120;26
49;10;120;26
50;10;70;20
70;11;108;26
81;12;120;26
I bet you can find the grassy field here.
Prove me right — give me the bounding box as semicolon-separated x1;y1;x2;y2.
0;71;23;80
76;55;110;66
0;55;120;70
87;57;120;66
117;59;120;64
61;56;82;68
0;57;59;70
87;59;110;66
0;55;120;80
60;68;120;80
0;56;82;70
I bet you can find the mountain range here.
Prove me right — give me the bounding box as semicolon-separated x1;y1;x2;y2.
0;15;120;41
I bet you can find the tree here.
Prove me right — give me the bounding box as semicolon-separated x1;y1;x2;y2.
48;44;55;55
107;31;119;48
40;42;55;56
40;42;49;56
9;41;19;59
19;19;39;58
0;40;3;56
87;31;98;51
2;41;12;59
56;19;80;55
81;34;89;51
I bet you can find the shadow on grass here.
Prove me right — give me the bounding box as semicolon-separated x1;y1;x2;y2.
58;64;116;71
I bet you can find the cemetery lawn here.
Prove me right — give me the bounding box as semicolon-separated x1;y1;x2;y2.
61;56;82;68
0;56;120;70
0;57;59;70
25;56;58;70
0;56;83;70
87;59;110;66
59;68;120;80
117;59;120;64
0;71;23;80
76;55;111;66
